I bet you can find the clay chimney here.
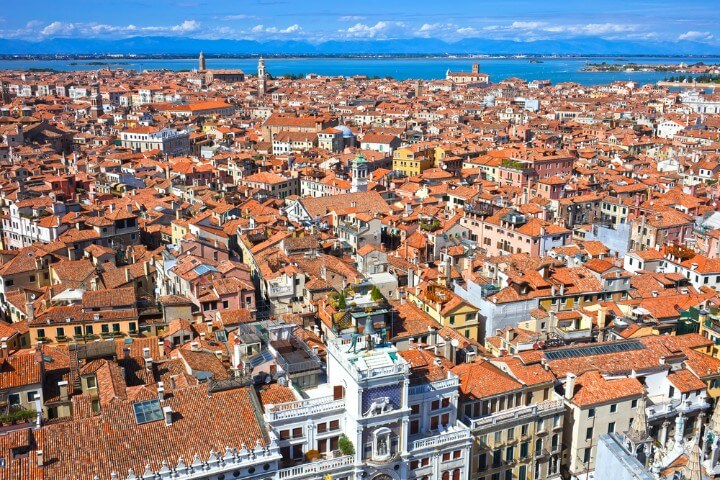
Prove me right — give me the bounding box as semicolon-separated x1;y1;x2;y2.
597;307;608;330
58;380;69;401
565;372;576;400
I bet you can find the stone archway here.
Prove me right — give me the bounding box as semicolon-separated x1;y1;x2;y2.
371;475;393;480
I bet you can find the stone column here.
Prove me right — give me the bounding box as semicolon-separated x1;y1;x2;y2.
306;422;315;452
356;425;364;465
433;452;441;480
401;417;410;455
422;399;432;432
697;412;707;437
452;393;460;423
463;445;472;480
660;420;670;447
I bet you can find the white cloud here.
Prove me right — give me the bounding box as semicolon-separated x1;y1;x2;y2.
678;31;714;41
36;19;200;38
170;20;200;33
417;23;480;39
251;24;303;35
510;21;546;30
481;21;640;40
342;21;406;39
41;21;76;37
340;16;366;22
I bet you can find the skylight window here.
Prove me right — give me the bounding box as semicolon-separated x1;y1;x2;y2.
544;340;644;361
132;399;163;424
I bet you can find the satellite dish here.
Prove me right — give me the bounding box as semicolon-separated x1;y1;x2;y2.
451;339;459;348
30;294;36;300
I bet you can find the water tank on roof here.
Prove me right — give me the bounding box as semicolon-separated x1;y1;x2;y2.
503;211;527;226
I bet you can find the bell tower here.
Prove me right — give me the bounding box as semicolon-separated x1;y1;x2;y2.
350;152;368;193
89;83;103;118
198;51;206;71
258;57;267;96
622;395;653;467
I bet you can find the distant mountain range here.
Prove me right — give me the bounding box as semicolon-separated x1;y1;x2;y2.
0;36;718;56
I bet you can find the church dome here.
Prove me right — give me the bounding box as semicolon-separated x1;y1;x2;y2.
336;125;354;138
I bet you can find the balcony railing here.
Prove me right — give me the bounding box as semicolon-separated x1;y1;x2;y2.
268;284;294;298
646;397;709;421
408;376;460;396
466;399;565;430
410;428;472;451
551;326;592;340
338;221;369;235
326;339;409;382
265;396;346;422
277;455;354;479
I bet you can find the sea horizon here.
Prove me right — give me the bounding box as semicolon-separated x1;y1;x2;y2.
3;55;720;86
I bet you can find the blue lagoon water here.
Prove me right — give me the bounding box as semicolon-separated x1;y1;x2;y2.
2;56;719;86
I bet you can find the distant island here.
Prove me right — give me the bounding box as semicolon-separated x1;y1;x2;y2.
582;61;720;73
664;73;720;84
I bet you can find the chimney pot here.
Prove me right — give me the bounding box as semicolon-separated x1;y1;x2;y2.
163;405;173;426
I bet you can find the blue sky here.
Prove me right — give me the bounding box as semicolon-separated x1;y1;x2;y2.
1;0;718;44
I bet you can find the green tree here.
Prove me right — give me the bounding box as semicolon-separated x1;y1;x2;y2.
337;293;347;310
370;286;383;302
338;435;355;456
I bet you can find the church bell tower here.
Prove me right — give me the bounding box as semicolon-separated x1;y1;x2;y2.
258;57;267;96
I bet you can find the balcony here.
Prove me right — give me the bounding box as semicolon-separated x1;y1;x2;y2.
326;338;409;382
500;159;534;173
268;284;294;298
466;399;565;431
264;395;346;422
408;376;460;396
465;203;494;217
646;396;710;421
410;426;472;451
551;325;592;341
277;455;354;479
338;220;369;236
